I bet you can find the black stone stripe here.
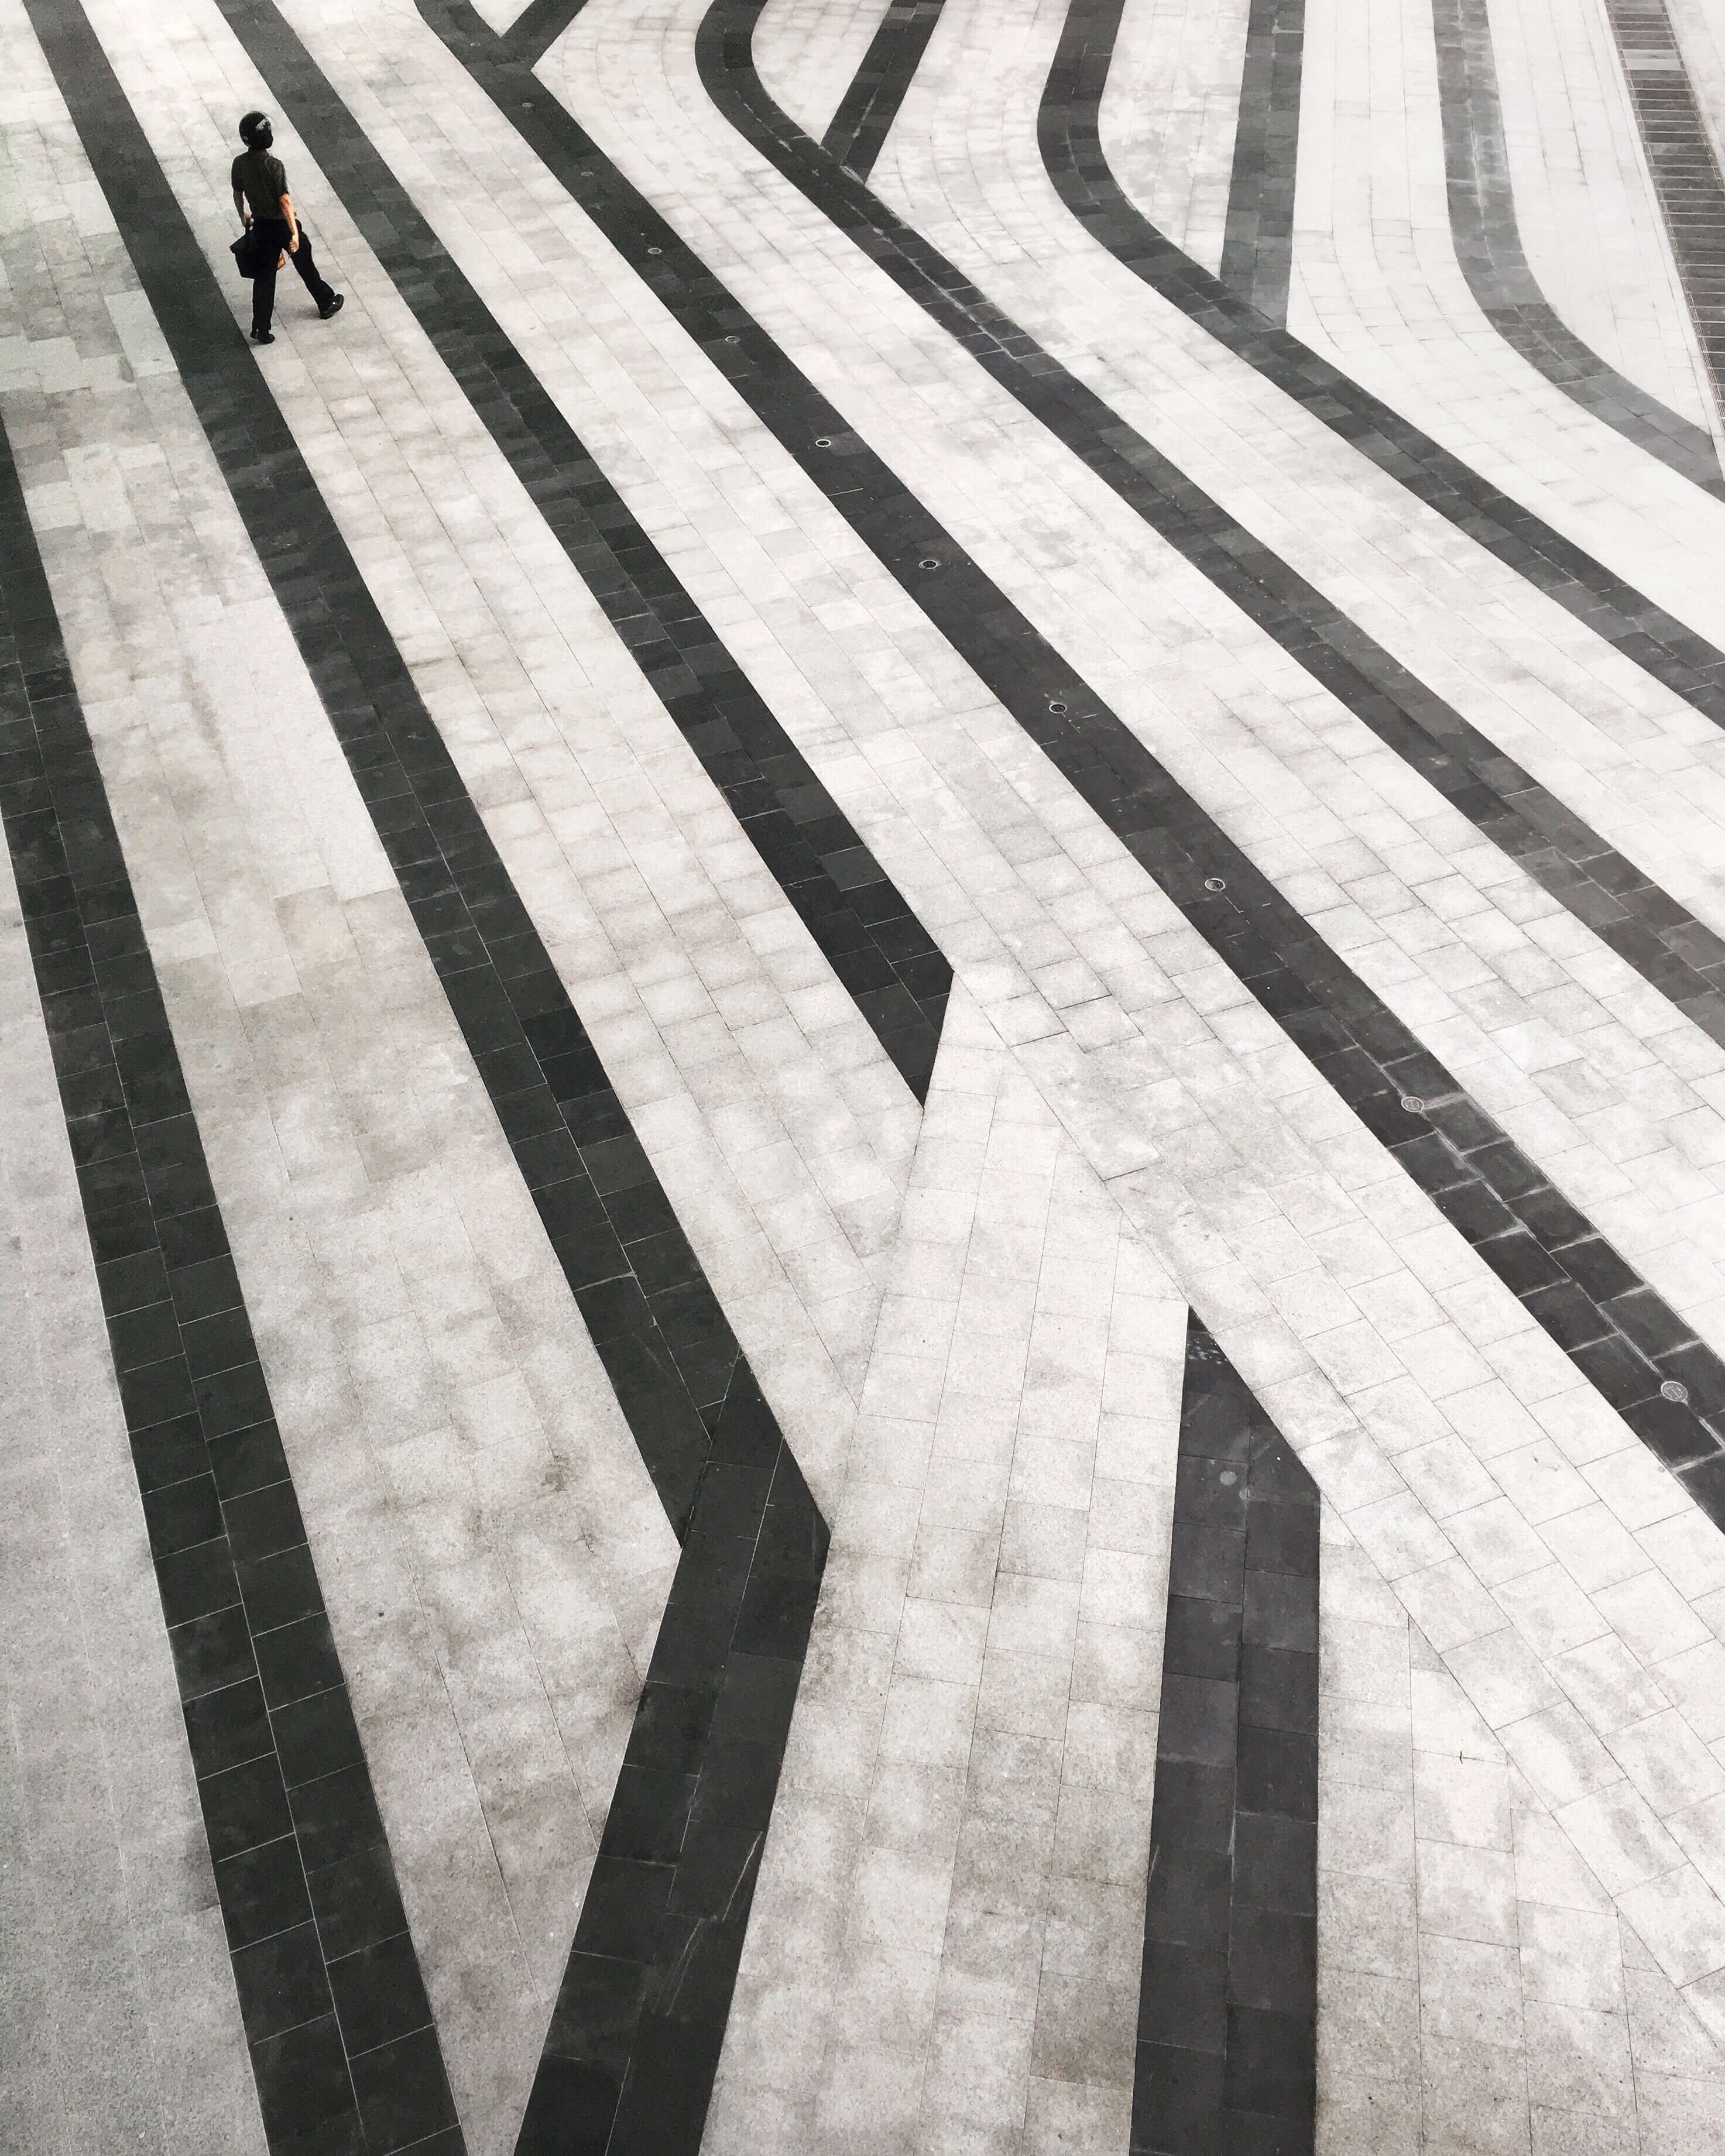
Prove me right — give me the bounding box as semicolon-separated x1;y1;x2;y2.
213;0;947;1108
1600;0;1725;429
1431;0;1724;498
821;0;948;180
1136;1314;1317;2156
1040;0;1725;627
506;0;583;66
1218;0;1305;322
0;406;462;2154
424;0;1725;1522
23;9;825;2152
693;0;1725;1056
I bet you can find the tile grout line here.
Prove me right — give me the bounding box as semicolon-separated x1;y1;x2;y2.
22;5;829;2150
1217;0;1305;324
1134;1312;1319;2155
217;0;949;1108
424;0;1725;1512
0;394;465;2155
1429;0;1725;490
819;0;948;182
695;0;1725;1063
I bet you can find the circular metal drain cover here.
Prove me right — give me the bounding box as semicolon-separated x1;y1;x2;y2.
647;246;661;255
1048;699;1068;715
1203;876;1226;893
815;436;831;448
1661;1380;1690;1404
919;557;939;570
1400;1096;1425;1114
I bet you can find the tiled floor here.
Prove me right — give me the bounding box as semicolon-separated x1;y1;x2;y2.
6;0;1725;2151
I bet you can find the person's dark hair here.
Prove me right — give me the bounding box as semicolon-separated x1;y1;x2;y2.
238;111;270;147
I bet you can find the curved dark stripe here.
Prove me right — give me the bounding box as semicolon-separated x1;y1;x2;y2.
1040;0;1725;586
1218;0;1305;321
1137;1315;1317;2156
422;0;1725;1520
686;7;1725;1049
23;9;824;2152
1600;0;1725;427
821;0;948;179
1431;0;1724;497
211;4;948;1110
507;0;584;65
0;416;461;2152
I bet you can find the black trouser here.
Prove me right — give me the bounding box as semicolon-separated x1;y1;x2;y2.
250;218;334;334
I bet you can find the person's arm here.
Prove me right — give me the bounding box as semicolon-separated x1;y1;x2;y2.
279;187;300;253
233;181;249;228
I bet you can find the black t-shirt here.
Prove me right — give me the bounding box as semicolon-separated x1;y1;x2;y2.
232;148;290;225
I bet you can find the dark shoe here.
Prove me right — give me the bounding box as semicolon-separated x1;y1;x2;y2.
318;293;344;320
249;328;274;344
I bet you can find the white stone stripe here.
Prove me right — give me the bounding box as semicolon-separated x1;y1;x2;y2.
708;981;1182;2154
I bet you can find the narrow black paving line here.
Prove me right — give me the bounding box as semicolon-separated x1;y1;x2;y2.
1600;0;1725;431
821;0;948;181
214;0;948;1106
1136;1315;1317;2156
420;0;1725;1523
25;9;826;2154
0;406;462;2155
1041;0;1725;631
693;3;1725;1065
1431;0;1724;499
1218;0;1305;323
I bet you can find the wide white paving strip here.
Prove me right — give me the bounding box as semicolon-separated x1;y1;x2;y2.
883;0;1725;932
1292;0;1725;578
1491;0;1714;428
1097;0;1254;274
530;0;1725;1359
0;26;681;2152
1321;1527;1725;2155
94;0;913;1454
0;778;266;2155
707;985;1182;2156
755;0;894;140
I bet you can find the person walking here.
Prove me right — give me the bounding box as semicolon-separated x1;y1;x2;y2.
231;111;343;345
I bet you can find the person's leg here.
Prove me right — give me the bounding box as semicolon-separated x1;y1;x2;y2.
287;229;338;313
250;235;279;339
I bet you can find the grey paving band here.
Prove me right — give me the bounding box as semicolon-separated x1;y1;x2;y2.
0;392;461;2152
687;2;1725;1079
423;0;1725;1523
1136;1314;1318;2156
1599;0;1725;432
1430;0;1724;498
821;0;949;180
211;0;949;1108
1218;0;1305;322
23;8;827;2152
